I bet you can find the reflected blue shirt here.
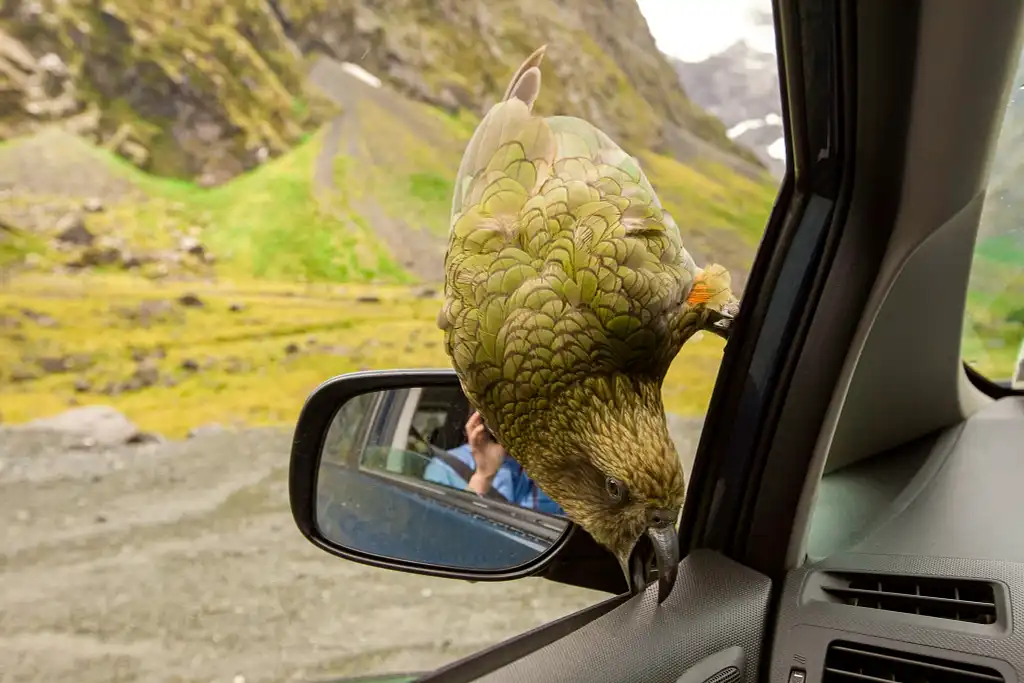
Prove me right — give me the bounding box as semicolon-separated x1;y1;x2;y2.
423;444;564;516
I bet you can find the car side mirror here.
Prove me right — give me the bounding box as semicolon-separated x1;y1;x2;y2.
289;368;583;583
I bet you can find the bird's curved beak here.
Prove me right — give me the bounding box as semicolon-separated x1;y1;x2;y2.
622;509;681;604
646;524;680;603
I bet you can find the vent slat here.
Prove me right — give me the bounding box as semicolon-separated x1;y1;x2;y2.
824;668;895;683
824;587;996;609
821;573;998;625
830;646;1003;682
823;641;1004;683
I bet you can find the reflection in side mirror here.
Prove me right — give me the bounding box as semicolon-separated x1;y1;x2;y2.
293;369;572;578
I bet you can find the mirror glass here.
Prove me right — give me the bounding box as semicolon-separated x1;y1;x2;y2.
316;383;570;571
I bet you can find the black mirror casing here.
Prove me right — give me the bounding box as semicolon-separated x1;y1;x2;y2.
288;368;629;594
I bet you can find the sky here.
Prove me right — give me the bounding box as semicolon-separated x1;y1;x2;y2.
635;0;776;62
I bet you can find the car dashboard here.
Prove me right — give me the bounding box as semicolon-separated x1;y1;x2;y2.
770;396;1024;683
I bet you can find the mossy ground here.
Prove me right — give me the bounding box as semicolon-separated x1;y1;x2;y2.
0;273;729;438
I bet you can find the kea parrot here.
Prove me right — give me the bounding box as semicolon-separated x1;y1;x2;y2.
436;45;741;603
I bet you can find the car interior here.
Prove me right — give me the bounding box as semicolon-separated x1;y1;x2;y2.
328;384;570;539
349;386;463;477
289;1;1024;682
356;385;481;478
421;388;473;453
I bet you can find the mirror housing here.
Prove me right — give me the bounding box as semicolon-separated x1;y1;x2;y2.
289;368;629;594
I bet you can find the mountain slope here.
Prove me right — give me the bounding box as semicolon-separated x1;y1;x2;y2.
672;40;785;178
274;0;765;174
2;0;766;185
0;0;780;288
0;75;770;434
304;57;772;285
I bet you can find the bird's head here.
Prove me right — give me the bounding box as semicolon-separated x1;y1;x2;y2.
520;379;687;603
687;263;740;339
570;451;686;604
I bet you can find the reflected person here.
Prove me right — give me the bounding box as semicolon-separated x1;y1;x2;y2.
424;411;565;515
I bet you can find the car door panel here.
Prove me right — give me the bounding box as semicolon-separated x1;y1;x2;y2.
421;550;771;683
316;462;553;568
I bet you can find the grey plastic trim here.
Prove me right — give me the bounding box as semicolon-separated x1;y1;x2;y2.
822;193;990;476
463;550;771;683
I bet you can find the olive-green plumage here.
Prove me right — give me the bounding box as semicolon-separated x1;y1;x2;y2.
437;46;740;575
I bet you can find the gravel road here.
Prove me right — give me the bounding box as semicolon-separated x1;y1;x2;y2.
0;425;605;683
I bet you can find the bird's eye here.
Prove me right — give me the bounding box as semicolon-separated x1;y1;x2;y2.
605;477;627;503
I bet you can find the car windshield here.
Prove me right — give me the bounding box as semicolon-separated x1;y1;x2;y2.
1;0;790;680
963;53;1024;388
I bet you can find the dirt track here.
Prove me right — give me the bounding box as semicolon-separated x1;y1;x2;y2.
0;426;605;683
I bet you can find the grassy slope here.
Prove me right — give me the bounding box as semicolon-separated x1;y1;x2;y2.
962;81;1024;383
1;86;779;436
333;86;476;244
139;131;411;283
962;236;1024;381
0;128;408;283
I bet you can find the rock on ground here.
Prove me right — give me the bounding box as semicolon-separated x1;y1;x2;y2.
13;404;146;449
0;424;605;683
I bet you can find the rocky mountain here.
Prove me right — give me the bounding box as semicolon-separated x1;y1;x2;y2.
0;0;765;186
671;38;785;178
0;0;332;185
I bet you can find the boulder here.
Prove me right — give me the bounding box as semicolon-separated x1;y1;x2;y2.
54;213;93;246
20;405;147;448
177;293;204;308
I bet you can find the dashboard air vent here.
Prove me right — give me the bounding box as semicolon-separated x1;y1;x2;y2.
821;572;997;625
823;641;1003;683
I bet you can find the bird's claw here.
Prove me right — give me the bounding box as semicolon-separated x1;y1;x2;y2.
705;298;740;340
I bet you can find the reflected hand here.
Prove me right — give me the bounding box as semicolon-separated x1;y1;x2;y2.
465;411;505;495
